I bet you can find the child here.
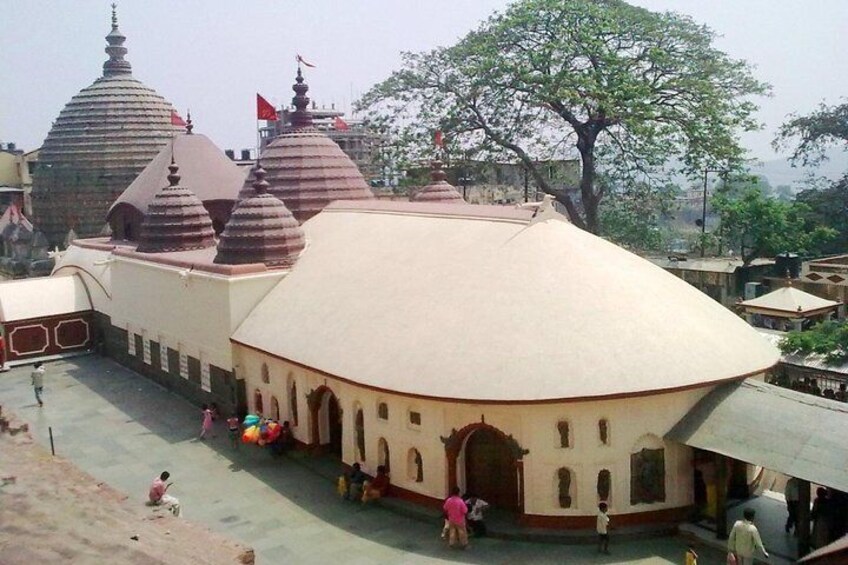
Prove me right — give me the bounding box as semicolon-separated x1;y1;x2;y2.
226;415;240;448
199;404;213;439
597;501;610;554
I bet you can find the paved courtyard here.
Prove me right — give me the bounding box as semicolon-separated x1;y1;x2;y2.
0;355;736;564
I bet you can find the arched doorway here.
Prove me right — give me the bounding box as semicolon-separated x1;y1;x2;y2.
464;428;519;511
307;386;342;457
326;393;342;457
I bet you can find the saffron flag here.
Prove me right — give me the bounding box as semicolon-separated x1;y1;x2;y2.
334;116;350;131
257;94;278;121
296;54;316;68
434;130;444;148
170;110;186;127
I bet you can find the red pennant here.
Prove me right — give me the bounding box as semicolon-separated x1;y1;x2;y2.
170;110;186;127
257;94;278;121
334;116;350;131
434;130;444;148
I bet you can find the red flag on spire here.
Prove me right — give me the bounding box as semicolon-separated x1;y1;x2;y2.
334;116;350;131
434;130;444;148
257;94;278;121
170;110;187;127
296;54;316;68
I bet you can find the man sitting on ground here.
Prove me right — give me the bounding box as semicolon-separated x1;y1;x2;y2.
346;463;367;501
362;465;390;504
148;471;181;517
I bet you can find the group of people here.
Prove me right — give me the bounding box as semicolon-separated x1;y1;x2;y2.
440;487;490;549
770;375;848;402
785;478;848;547
339;463;391;504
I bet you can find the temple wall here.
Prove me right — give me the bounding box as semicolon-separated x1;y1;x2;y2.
234;344;741;523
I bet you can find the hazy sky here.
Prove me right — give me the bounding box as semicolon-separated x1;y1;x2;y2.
1;0;846;161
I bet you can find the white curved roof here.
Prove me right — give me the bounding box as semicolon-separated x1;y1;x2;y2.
0;275;92;322
232;201;779;402
52;242;114;316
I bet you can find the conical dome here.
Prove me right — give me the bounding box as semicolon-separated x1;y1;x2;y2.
136;160;215;253
411;160;463;203
31;5;179;247
216;166;305;267
239;69;373;223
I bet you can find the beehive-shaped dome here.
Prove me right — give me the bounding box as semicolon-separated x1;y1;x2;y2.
239;69;373;223
31;6;179;247
216;166;305;267
136;160;215;253
411;160;463;203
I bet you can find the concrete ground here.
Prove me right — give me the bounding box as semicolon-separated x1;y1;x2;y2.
1;355;762;564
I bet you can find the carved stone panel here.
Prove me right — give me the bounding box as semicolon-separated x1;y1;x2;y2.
630;448;666;505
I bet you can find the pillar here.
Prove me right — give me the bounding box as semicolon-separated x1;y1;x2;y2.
715;453;729;539
797;478;811;558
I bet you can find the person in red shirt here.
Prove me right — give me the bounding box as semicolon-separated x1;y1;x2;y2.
362;465;390;503
0;334;8;371
443;486;469;548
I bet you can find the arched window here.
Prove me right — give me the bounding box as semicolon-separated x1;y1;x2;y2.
557;467;573;508
261;363;270;384
377;402;389;420
289;380;298;426
599;418;610;445
254;389;263;415
407;448;423;482
597;469;611;503
557;420;571;448
378;437;391;473
271;396;280;421
355;407;366;461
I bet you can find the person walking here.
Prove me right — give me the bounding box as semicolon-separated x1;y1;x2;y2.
31;362;45;407
226;414;240;448
597;501;611;554
199;404;213;439
785;476;800;534
464;493;489;537
443;486;469;549
727;508;768;565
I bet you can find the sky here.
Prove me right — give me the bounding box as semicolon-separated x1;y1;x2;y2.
1;0;846;162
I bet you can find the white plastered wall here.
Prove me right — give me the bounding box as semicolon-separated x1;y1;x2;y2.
111;257;286;370
236;344;755;517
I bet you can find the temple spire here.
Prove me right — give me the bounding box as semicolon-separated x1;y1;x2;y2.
288;68;313;130
103;3;132;77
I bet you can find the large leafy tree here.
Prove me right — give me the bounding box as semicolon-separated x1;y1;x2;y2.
358;0;769;233
774;101;848;167
794;174;848;255
712;187;836;266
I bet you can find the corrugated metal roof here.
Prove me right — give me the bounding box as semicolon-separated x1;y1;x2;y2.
666;379;848;492
648;257;773;274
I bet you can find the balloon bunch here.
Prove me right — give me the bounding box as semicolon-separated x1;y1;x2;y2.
241;414;282;446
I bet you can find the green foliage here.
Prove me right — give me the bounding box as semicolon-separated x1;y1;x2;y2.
357;0;769;233
774;101;848;167
713;187;836;265
794;174;848;254
599;181;677;252
780;320;848;364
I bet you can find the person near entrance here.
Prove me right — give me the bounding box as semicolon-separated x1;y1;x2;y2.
361;465;390;504
727;508;768;565
597;501;611;554
443;486;469;549
464;493;489;537
344;462;366;501
784;476;800;534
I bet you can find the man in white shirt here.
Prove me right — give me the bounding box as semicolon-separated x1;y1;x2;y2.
728;508;768;565
31;362;45;407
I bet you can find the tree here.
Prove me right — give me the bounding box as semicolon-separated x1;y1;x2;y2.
713;187;835;265
598;180;677;252
774;101;848;167
780;320;848;365
794;174;848;254
357;0;769;233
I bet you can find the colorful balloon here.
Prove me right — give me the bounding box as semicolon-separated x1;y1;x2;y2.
243;414;260;426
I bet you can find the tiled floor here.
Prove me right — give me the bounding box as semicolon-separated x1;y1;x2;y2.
1;355;757;564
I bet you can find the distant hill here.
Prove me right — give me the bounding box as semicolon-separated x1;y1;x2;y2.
750;147;847;191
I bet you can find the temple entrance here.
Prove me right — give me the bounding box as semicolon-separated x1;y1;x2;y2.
464;428;518;511
326;393;342;457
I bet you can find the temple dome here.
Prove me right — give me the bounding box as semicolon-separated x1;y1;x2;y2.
108;118;247;240
239;69;373;223
410;160;463;203
215;166;305;267
136;160;215;253
31;6;179;247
